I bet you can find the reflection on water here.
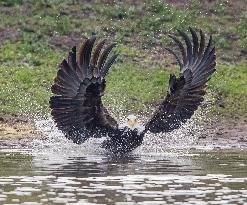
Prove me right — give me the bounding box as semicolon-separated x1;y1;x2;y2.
0;119;247;204
0;148;247;204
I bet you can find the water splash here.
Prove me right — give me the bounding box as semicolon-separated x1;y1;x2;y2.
31;112;205;159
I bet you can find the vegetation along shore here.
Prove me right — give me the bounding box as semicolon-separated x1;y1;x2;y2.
0;0;246;144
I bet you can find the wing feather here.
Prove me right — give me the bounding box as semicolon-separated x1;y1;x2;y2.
97;43;117;71
145;28;216;133
91;39;106;76
178;30;193;66
168;34;186;68
68;46;77;71
50;36;119;143
100;54;119;78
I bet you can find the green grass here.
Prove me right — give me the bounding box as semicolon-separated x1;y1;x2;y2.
0;0;247;120
0;42;61;117
209;63;247;118
103;62;173;118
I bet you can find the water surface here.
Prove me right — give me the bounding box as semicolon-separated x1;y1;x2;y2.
1;119;247;204
1;147;247;205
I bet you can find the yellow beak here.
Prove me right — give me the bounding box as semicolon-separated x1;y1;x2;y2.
128;119;137;128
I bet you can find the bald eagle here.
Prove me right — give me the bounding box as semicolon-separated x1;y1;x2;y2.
50;28;216;154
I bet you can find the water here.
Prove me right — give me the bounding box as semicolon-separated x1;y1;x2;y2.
1;148;247;204
0;120;247;204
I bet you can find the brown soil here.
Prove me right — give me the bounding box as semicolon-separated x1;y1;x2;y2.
0;122;37;149
0;28;20;46
196;118;247;150
50;34;82;50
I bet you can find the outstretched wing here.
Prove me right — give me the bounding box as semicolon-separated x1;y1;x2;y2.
49;36;119;143
145;28;216;133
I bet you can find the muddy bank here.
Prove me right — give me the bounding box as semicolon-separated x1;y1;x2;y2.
0;118;247;150
0;115;45;149
196;119;247;150
0;120;41;149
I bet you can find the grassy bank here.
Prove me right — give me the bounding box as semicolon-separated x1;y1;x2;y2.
0;0;246;121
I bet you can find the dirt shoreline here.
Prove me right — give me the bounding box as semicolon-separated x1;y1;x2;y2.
0;117;247;150
195;118;247;150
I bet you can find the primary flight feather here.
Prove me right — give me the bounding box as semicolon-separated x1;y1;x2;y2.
50;28;216;154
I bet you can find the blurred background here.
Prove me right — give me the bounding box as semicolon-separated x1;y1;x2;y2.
0;0;246;123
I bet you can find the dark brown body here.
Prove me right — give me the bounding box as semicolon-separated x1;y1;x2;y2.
101;128;144;154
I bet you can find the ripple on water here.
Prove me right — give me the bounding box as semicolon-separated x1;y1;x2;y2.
1;161;247;205
0;119;247;204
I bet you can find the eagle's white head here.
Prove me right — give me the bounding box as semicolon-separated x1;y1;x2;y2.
124;114;144;133
118;114;144;134
126;114;138;129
